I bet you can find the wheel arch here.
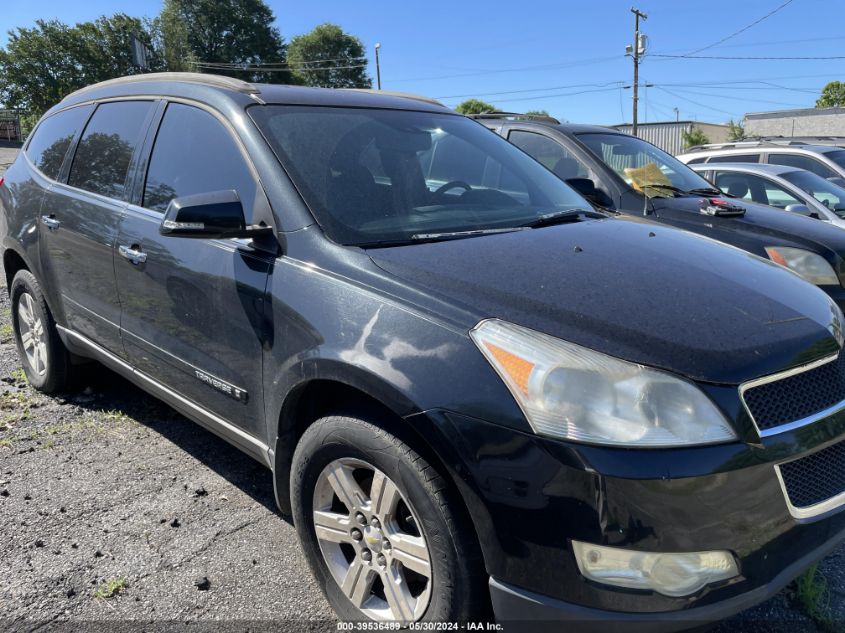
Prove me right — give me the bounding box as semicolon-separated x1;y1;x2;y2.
271;365;487;574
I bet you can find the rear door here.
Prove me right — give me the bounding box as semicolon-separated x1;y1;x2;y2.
39;100;156;354
115;101;272;438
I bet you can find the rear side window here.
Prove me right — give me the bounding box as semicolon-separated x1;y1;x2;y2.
707;154;760;164
143;103;257;217
25;106;93;180
68;101;154;199
768;153;837;179
685;157;706;165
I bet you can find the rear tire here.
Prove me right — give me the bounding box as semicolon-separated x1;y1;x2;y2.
291;414;486;625
10;270;70;393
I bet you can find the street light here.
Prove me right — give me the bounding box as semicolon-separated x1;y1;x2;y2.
374;43;382;90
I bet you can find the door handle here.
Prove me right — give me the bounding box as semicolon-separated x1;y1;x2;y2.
41;215;60;230
119;244;147;265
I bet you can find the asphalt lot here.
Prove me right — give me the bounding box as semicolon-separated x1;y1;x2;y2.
0;145;842;631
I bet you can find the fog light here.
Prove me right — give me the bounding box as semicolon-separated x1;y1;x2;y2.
572;541;739;597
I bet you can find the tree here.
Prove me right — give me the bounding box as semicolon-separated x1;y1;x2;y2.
158;0;291;83
816;81;845;108
682;126;710;149
287;23;370;88
727;119;745;141
525;109;550;117
455;99;496;115
0;15;162;115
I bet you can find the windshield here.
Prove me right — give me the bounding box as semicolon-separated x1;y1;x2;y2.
576;132;714;196
782;169;845;218
249;106;592;246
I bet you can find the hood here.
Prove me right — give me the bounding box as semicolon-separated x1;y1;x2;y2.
368;216;842;385
651;195;845;265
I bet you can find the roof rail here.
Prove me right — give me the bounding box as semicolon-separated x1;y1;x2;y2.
64;72;260;101
469;111;561;124
340;88;445;107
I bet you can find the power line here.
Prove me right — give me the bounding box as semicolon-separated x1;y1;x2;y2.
434;81;625;100
680;0;796;57
654;86;741;117
652;54;845;61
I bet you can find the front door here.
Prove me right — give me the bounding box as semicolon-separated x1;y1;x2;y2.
40;100;156;354
114;101;273;438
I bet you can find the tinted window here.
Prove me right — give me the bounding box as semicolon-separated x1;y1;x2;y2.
768;153;837;179
68;101;154;199
509;131;588;180
707;154;760;164
25;106;93;180
685;157;706;165
143;103;257;216
713;171;801;208
250;106;591;246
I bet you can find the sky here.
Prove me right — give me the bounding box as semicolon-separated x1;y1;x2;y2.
2;0;843;125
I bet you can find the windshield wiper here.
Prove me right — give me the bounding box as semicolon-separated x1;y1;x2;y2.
637;183;687;197
685;186;723;196
519;209;594;229
409;227;528;242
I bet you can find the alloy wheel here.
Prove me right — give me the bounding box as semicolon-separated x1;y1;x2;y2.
17;292;48;377
312;457;432;622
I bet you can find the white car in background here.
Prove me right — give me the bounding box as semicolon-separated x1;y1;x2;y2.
677;141;845;186
690;162;845;229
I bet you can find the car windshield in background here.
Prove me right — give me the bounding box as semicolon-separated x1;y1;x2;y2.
249;106;591;246
576;132;715;196
781;169;845;217
823;149;845;171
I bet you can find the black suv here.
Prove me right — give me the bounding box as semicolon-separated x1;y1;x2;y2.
3;73;845;628
480;115;845;310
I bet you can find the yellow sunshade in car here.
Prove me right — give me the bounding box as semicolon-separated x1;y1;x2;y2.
624;162;672;193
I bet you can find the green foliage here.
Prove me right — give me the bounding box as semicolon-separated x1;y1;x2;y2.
158;0;290;82
455;99;496;115
525;109;550;117
816;81;845;108
794;565;836;631
0;15;162;116
287;23;370;89
681;126;710;149
95;577;127;599
727;119;745;141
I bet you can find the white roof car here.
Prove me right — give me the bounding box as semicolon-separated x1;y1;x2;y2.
690;162;845;229
677;142;845;186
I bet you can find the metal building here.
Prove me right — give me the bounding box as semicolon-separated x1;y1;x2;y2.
610;120;731;156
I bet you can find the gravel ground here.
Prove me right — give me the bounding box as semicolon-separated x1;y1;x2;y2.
0;146;842;631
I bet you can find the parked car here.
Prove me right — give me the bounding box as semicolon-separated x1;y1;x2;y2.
689;162;845;228
4;74;845;628
677;140;845;186
477;114;845;308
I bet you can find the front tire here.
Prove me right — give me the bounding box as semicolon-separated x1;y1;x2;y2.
291;414;486;625
10;270;70;393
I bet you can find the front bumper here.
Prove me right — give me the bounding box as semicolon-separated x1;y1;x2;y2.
415;408;845;623
490;520;845;631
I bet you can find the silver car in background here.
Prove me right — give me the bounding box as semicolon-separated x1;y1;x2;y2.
690;162;845;230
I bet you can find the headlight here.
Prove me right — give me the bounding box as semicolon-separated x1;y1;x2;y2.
571;541;739;597
765;246;839;285
470;319;737;447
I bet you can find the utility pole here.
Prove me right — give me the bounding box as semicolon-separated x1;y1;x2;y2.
626;8;648;136
673;107;679;122
374;43;382;90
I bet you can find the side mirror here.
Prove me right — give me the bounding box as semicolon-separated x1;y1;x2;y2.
785;203;818;218
566;177;614;209
160;190;274;239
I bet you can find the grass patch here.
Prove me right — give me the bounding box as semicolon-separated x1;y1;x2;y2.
794;565;836;631
10;368;27;384
0;323;13;343
94;577;126;599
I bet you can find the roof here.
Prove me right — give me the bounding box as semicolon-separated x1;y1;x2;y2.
746;106;845;120
683;141;844;154
58;72;451;114
688;162;799;176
